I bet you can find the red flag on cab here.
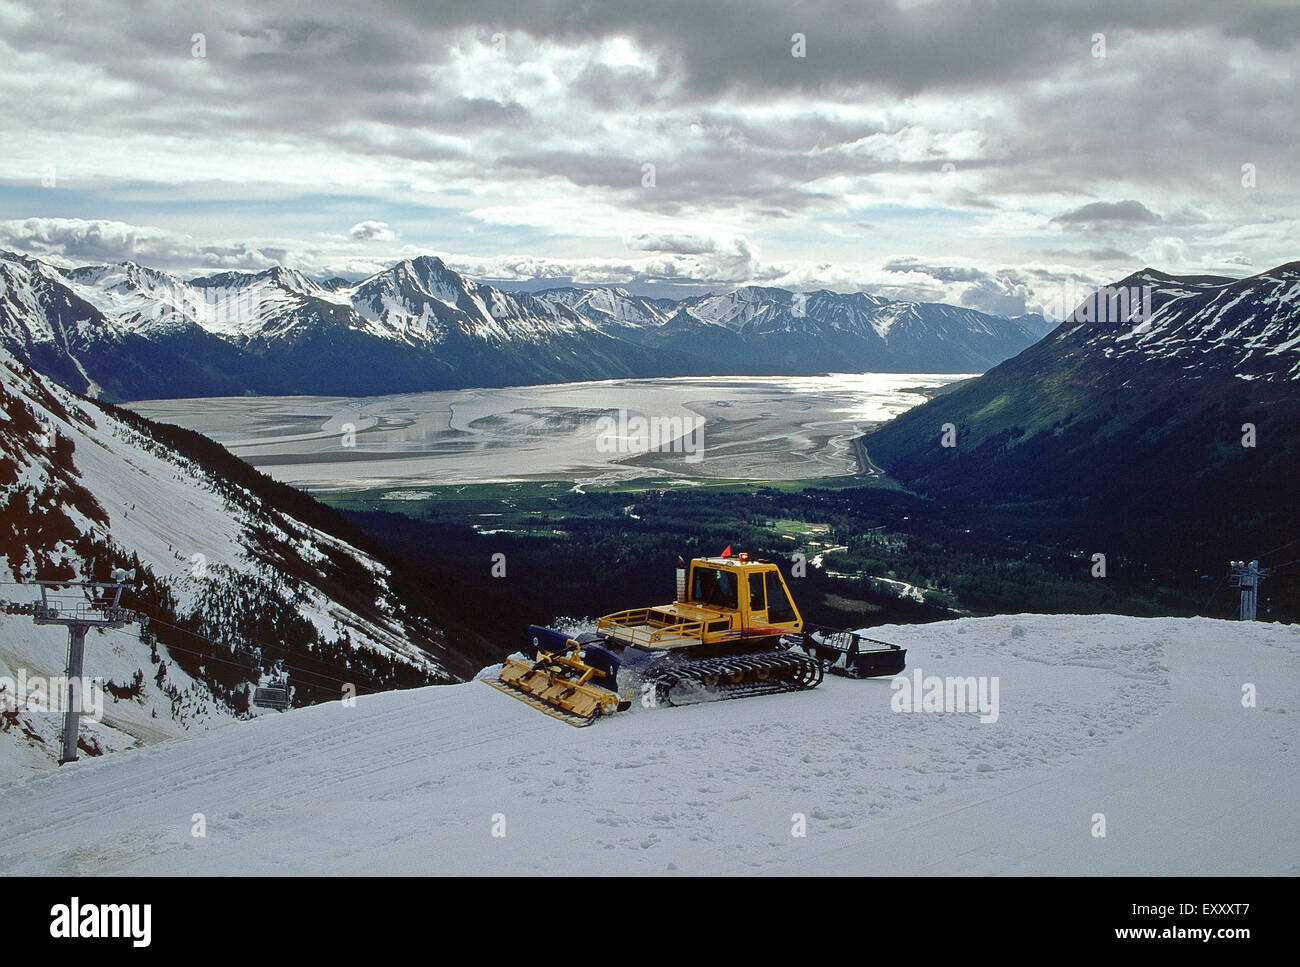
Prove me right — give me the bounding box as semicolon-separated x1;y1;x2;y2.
721;545;732;558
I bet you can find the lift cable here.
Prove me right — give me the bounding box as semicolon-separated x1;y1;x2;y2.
139;615;406;696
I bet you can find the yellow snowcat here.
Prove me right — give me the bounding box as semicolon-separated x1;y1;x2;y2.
487;552;907;726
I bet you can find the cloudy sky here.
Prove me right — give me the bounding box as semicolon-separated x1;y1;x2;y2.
0;0;1295;315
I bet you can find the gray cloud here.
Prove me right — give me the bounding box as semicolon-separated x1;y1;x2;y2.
625;234;719;255
883;258;988;283
889;257;998;283
1083;246;1136;262
959;277;1030;317
0;0;1294;293
881;258;1040;316
371;0;1298;98
0;217;284;271
1051;200;1163;229
1044;246;1136;263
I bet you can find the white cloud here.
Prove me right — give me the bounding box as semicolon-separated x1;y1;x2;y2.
348;221;397;241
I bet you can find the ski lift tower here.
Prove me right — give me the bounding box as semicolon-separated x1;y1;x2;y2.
1228;560;1270;622
1;569;144;764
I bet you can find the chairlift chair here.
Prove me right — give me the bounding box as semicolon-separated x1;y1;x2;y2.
252;675;291;712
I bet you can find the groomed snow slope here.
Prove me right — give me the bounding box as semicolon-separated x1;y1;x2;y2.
0;614;1295;876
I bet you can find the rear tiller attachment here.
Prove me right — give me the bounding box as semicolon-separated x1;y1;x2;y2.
790;624;908;678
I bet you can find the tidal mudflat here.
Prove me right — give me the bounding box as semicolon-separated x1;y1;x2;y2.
128;373;971;491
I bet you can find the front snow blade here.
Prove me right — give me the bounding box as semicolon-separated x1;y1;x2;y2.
484;677;601;727
490;647;621;726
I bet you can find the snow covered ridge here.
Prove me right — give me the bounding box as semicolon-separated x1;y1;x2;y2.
44;251;1039;348
0;249;1047;400
0;347;485;778
862;260;1300;526
0;614;1292;874
1055;263;1300;380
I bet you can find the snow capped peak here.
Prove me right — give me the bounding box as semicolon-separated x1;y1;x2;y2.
409;254;451;272
1056;264;1300;379
387;255;458;290
255;264;320;293
535;285;671;328
1260;260;1300;281
56;262;322;338
686;287;793;330
729;284;788;301
361;255;467;304
345;256;600;345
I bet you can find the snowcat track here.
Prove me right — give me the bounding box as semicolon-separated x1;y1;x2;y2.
648;650;824;706
483;678;600;727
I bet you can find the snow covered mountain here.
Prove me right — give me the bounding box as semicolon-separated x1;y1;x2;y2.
0;251;703;399
1;249;1045;401
536;283;1044;373
0;251;260;400
0;346;491;777
1046;264;1300;380
863;262;1300;564
536;284;678;331
1;613;1294;873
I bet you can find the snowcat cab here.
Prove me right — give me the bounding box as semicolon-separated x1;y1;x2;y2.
596;553;803;652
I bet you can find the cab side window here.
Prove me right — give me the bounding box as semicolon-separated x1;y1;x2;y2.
764;571;796;622
692;567;738;609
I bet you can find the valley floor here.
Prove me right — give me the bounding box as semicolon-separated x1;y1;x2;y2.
0;614;1295;875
